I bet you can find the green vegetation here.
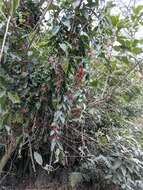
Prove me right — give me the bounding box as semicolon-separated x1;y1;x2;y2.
0;0;143;189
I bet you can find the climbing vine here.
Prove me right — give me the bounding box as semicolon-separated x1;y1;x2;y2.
0;0;143;189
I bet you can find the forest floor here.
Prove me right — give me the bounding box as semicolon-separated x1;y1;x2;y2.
0;167;119;190
0;168;95;190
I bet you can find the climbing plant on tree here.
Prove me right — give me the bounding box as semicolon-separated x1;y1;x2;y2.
0;0;143;189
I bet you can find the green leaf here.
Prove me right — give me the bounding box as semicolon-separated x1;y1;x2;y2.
43;164;53;171
133;5;143;15
59;43;68;54
48;3;59;10
62;20;71;29
13;0;20;11
0;91;6;98
34;152;43;166
72;0;81;9
54;148;60;163
112;160;122;170
90;79;98;88
132;47;142;54
14;112;23;123
52;25;60;35
80;31;89;37
10;0;20;15
121;166;126;176
8;92;20;104
51;139;56;152
0;1;3;11
110;16;119;26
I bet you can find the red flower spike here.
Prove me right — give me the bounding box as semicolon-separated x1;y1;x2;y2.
75;65;84;81
21;108;28;114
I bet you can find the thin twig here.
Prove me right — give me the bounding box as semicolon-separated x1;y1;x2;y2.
111;59;142;93
88;59;142;108
68;125;97;143
88;95;112;107
101;76;109;98
0;15;11;63
28;0;53;49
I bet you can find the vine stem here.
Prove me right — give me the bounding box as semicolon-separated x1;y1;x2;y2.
0;15;11;63
0;135;17;175
27;0;53;49
28;136;36;173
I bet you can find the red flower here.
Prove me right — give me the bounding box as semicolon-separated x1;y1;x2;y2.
76;65;84;81
21;108;28;113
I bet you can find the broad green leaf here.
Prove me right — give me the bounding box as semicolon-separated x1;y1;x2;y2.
14;112;23;123
48;3;59;10
5;125;11;134
62;58;69;73
59;43;68;54
10;0;20;15
90;79;98;88
121;166;126;176
0;91;6;98
13;0;20;11
0;114;5;129
34;152;43;166
62;20;71;29
80;31;89;37
8;92;20;104
112;160;122;170
52;25;60;35
43;164;53;171
51;139;56;152
133;5;143;15
0;1;3;11
113;41;121;47
72;0;81;9
54;148;60;163
110;15;119;26
132;47;142;54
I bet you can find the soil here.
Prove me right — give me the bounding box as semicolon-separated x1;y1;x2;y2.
0;168;90;190
0;168;119;190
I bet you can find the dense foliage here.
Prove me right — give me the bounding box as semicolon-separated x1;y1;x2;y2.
0;0;143;189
